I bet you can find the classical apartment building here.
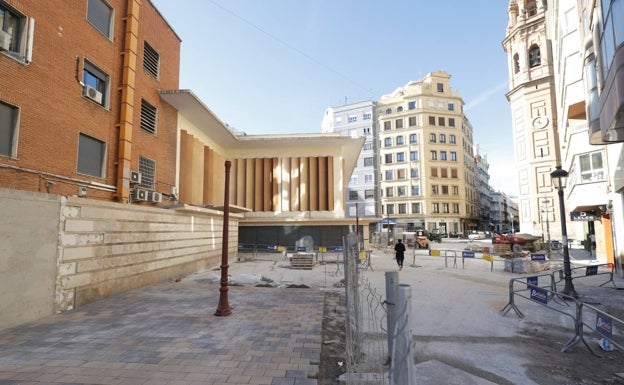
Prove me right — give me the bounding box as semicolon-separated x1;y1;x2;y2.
321;101;379;220
502;0;562;239
503;0;624;272
376;71;480;235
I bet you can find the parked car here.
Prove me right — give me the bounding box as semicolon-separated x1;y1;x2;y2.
468;231;486;240
430;229;448;238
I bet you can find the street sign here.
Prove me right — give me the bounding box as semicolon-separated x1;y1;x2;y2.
570;211;597;221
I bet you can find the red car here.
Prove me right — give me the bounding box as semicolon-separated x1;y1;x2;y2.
492;233;541;252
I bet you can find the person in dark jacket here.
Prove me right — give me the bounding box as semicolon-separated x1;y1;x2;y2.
394;238;406;270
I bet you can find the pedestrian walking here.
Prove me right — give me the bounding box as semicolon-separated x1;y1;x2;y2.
394;238;406;270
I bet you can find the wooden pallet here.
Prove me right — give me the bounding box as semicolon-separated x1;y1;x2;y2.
290;253;316;270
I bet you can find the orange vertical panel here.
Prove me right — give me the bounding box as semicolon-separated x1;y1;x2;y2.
281;158;290;212
290;157;300;211
309;157;319;211
327;156;334;211
272;158;280;212
603;215;615;266
245;159;255;209
263;158;272;211
192;138;204;205
229;158;238;205
179;131;193;204
254;159;263;210
203;147;214;205
235;159;246;207
299;157;309;212
318;156;328;210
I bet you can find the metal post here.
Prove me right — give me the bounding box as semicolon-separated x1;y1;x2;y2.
215;160;232;316
557;187;577;298
385;271;399;363
390;284;414;385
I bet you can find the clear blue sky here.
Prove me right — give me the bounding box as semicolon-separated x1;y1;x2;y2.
151;0;516;195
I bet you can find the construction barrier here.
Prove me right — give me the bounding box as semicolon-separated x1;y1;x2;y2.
554;263;616;288
501;273;623;355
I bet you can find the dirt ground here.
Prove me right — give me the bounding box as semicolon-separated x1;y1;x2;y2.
317;289;624;385
319;291;348;385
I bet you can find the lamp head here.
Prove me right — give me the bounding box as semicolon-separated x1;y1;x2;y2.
550;166;568;190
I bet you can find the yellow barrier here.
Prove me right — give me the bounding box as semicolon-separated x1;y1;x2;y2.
430;249;441;256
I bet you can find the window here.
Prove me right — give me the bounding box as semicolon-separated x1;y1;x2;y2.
395;119;403;129
449;135;456;144
441;168;448;178
410;151;419;161
386;203;395;214
443;203;450;213
430;151;437;160
385;170;393;180
431;167;438;178
77;133;106;177
349;191;359;200
143;41;160;79
432;185;439;195
348;116;357;123
411;168;419;178
385;187;394;198
397;169;406;179
429;116;436;125
384;121;391;131
429;133;436;143
442;185;449;195
363;127;371;135
363;113;371;120
439;134;446;143
363;157;373;167
0;3;26;57
397;106;404;112
453;203;460;213
398;203;407;214
408;101;416;110
395;136;404;145
438;117;445;126
432;203;440;213
529;44;541;67
448;118;455;127
397;152;405;162
385;153;393;164
412;203;421;214
513;53;520;73
140;99;158;134
452;186;459;195
384;137;392;147
440;151;447;161
409;116;417;126
364;142;373;151
87;0;113;38
83;60;109;106
385;108;392;114
448;103;454;111
450;152;457;161
451;168;458;178
0;101;18;157
398;186;406;197
138;155;156;190
578;151;605;182
365;189;374;199
409;133;418;143
437;83;444;92
411;186;420;196
364;174;373;183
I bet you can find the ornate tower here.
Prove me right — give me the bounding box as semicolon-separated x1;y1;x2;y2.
502;0;562;239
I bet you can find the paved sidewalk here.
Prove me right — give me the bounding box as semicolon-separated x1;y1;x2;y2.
0;278;324;385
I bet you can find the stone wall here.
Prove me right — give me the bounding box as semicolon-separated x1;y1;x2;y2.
0;188;239;330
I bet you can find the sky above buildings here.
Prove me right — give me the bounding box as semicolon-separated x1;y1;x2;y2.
151;0;516;194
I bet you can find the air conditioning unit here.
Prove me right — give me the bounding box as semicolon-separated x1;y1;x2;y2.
147;191;162;203
82;85;103;104
131;188;147;202
130;170;142;184
77;186;87;197
0;30;11;51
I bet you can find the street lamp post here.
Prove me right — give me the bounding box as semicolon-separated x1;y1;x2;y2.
550;166;577;298
542;199;551;258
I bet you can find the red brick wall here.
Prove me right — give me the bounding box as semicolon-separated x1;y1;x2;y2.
0;0;180;201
